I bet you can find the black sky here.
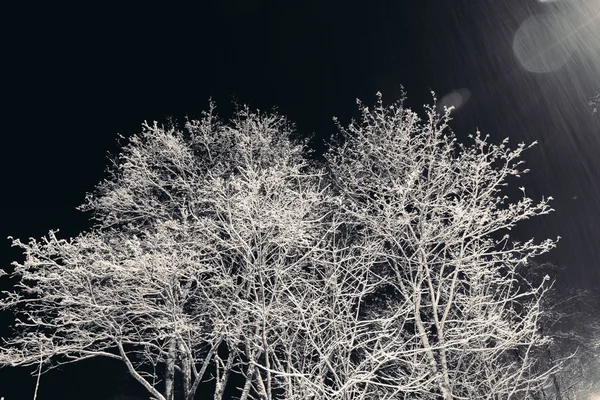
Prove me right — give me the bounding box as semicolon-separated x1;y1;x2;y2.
1;1;599;397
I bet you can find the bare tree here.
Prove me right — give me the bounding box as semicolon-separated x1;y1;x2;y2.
526;263;600;400
2;93;559;399
0;104;330;400
548;293;600;400
324;91;558;399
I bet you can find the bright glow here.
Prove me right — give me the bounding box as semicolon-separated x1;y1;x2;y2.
513;0;600;73
589;393;600;400
513;13;574;73
437;88;471;113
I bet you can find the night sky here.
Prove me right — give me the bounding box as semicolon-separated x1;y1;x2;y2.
2;1;599;398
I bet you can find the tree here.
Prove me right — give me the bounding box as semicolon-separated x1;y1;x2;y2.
524;262;600;400
546;290;600;400
1;93;558;399
0;104;332;400
324;91;558;399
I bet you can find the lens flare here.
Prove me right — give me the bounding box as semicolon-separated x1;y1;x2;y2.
514;0;600;73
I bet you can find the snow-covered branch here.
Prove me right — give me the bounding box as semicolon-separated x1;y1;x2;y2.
2;94;558;399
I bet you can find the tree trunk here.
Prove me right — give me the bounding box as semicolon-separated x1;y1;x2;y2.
239;356;256;400
165;338;177;400
180;342;192;400
255;364;269;400
214;351;235;400
189;345;218;400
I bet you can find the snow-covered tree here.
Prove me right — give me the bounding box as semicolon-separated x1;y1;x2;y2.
1;93;558;399
324;91;558;399
0;105;331;400
548;293;600;400
525;262;600;400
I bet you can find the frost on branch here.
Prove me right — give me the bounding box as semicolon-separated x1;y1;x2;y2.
1;104;331;400
324;91;558;399
590;91;599;116
1;95;557;400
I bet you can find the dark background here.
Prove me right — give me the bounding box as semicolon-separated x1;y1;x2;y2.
2;1;599;398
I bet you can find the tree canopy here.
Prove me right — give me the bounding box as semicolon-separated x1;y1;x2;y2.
1;94;558;400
